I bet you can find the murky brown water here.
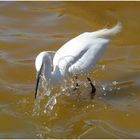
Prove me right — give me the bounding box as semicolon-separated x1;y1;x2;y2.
0;1;140;138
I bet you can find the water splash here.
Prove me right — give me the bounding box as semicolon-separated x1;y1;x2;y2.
44;92;61;114
33;73;54;116
33;74;96;115
32;64;123;116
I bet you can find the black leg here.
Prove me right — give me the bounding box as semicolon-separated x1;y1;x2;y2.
87;77;96;99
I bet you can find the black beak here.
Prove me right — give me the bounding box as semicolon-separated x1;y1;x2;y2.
35;65;43;99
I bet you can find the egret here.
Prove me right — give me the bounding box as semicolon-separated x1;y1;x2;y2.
35;22;122;99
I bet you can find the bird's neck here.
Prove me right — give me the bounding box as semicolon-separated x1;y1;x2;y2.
44;58;62;85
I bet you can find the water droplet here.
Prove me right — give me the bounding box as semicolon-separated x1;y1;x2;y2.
117;87;120;90
62;88;65;92
101;64;106;71
44;110;47;114
84;82;88;87
71;85;74;88
45;96;57;111
112;81;118;85
45;89;51;96
102;85;106;91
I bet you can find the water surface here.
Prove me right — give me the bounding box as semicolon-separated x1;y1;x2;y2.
0;1;140;138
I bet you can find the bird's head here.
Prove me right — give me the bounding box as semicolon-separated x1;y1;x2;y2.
35;51;49;99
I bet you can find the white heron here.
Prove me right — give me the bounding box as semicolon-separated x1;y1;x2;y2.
35;22;122;99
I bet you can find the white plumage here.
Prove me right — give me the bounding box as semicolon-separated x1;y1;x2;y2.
35;22;122;98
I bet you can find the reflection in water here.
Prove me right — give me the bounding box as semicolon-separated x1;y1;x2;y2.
0;1;140;139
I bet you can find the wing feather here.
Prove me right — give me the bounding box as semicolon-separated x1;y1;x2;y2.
52;23;121;76
68;39;109;75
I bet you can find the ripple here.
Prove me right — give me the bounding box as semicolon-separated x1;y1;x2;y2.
79;120;137;138
0;79;34;94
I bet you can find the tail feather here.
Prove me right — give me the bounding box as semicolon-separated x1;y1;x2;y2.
93;22;122;38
